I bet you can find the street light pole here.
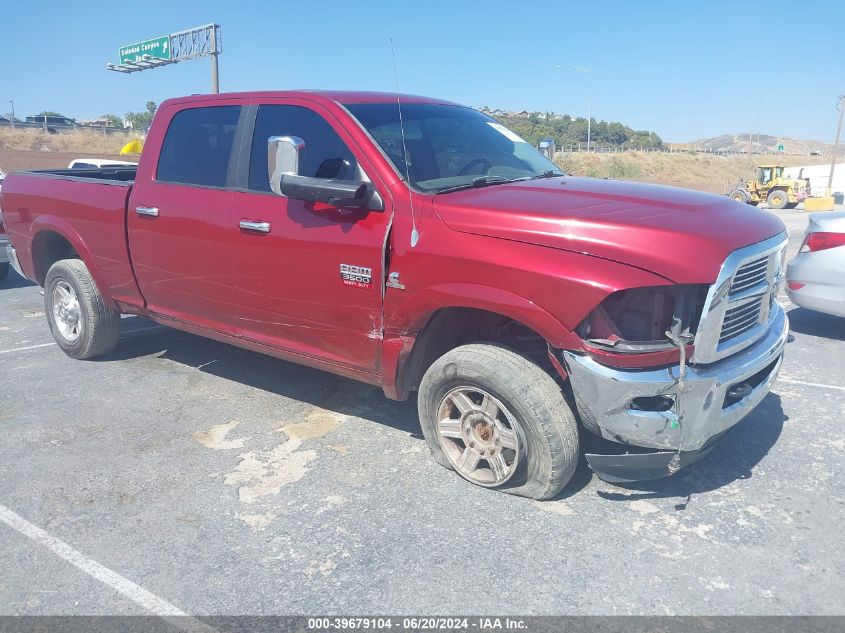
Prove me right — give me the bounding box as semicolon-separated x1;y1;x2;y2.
558;64;592;152
828;95;844;195
8;99;14;129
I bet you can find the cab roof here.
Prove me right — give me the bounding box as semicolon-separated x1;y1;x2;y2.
161;90;463;108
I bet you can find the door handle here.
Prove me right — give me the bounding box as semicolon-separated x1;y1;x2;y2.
239;220;271;234
135;206;159;217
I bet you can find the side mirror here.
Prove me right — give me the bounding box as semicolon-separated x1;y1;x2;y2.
278;174;384;212
267;136;383;211
268;135;305;195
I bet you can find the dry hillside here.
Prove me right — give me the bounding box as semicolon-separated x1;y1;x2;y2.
0;128;142;172
0;128;139;154
686;133;830;155
554;151;834;194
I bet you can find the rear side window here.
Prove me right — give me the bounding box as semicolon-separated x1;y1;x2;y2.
157;106;241;187
248;105;358;192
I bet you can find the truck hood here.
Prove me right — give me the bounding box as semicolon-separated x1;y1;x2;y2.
433;177;786;283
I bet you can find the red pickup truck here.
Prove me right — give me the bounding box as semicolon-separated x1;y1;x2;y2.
1;91;789;499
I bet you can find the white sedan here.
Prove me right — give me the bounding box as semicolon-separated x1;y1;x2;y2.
0;168;8;280
786;212;845;318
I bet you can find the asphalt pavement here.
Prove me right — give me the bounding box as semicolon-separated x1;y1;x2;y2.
0;206;843;616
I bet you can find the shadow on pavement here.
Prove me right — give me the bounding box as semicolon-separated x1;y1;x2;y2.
0;268;36;290
787;306;845;342
101;320;424;439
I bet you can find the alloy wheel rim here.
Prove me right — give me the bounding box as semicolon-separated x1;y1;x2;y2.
436;386;522;486
52;281;82;342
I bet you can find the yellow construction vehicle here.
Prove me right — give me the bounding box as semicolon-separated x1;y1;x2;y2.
728;164;810;209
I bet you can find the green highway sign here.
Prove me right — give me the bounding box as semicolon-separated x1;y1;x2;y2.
119;36;171;64
777;144;785;152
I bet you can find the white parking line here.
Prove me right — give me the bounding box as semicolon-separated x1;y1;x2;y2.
0;342;56;355
778;377;845;393
0;504;215;632
0;325;164;355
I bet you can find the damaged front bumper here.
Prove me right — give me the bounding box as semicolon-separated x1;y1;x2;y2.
563;307;788;482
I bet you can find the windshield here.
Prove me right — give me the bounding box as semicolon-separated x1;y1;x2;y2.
345;103;563;193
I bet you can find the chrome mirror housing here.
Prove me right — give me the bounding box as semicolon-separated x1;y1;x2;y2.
268;136;305;195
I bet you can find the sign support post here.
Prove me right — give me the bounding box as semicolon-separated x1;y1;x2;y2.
210;24;219;94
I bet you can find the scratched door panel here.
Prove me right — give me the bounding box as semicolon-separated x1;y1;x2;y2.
228;101;391;372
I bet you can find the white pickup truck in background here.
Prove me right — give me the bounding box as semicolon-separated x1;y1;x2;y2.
67;158;137;170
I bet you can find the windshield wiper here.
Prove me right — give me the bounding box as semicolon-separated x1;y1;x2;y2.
529;170;565;179
434;176;516;195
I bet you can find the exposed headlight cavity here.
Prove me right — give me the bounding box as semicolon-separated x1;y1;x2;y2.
577;284;709;353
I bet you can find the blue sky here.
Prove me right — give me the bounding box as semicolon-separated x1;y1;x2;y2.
2;0;843;141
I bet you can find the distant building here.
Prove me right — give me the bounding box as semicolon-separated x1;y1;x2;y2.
25;114;76;127
784;164;845;197
77;118;124;129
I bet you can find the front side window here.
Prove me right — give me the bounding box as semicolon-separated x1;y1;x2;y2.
345;103;562;193
157;106;241;187
248;105;358;192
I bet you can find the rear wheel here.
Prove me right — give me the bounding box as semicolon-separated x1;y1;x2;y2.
767;189;789;209
418;343;579;500
44;259;120;359
729;190;748;204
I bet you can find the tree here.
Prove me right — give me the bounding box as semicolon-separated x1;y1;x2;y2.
124;101;158;130
100;114;124;128
488;109;663;151
37;111;66;117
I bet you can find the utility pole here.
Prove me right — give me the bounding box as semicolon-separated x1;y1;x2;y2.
8;99;15;129
210;23;219;94
557;64;591;152
828;95;844;195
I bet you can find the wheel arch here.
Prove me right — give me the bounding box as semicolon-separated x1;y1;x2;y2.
29;216;116;310
381;284;580;400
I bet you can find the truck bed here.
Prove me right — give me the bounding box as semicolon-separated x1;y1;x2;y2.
1;168;144;308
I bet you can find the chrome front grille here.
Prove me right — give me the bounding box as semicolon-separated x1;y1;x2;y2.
692;233;788;365
719;296;763;342
730;256;769;294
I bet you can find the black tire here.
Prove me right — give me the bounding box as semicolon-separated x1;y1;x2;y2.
418;343;579;500
729;190;748;204
767;189;789;210
0;262;8;281
44;259;119;359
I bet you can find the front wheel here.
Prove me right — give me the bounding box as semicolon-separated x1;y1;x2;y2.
729;190;748;204
418;343;579;500
767;189;789;209
44;259;120;359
